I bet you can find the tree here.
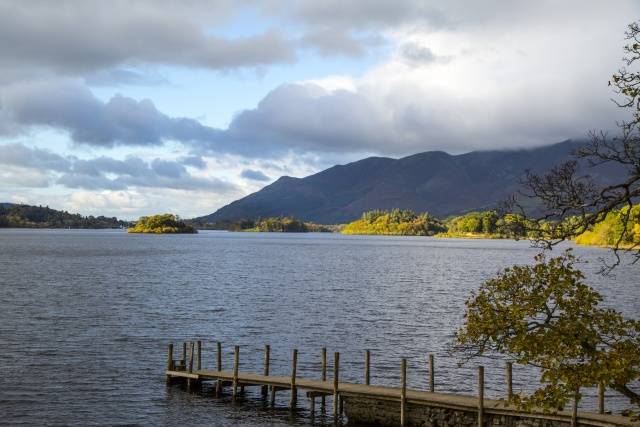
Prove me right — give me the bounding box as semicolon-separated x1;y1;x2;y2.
519;22;640;270
454;251;640;412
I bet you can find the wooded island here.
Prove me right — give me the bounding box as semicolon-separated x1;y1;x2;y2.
128;214;197;234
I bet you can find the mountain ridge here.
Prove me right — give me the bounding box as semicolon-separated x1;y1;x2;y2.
197;140;626;224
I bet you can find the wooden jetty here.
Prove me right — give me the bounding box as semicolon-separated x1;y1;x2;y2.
165;341;638;427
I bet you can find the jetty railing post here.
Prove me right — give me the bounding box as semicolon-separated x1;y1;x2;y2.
189;342;194;373
216;342;222;371
167;343;174;371
571;388;579;427
215;342;222;396
166;343;174;384
321;347;327;410
232;345;239;400
310;391;316;416
478;366;484;427
182;342;187;369
598;383;605;414
270;385;276;406
429;354;435;392
186;342;195;390
365;349;370;386
506;361;513;402
400;358;407;427
196;340;202;371
290;348;298;408
262;344;270;397
333;352;340;420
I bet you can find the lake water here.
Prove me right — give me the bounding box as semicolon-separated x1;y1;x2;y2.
0;229;638;426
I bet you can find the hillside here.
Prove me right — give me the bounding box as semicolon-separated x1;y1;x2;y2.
0;203;130;229
197;140;627;224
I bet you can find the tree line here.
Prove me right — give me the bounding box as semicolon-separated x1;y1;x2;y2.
0;203;129;229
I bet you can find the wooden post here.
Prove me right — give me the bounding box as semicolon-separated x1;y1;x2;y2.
196;340;202;371
166;343;174;385
333;352;340;420
400;358;407;427
167;343;174;371
506;361;513;402
262;344;270;397
216;341;222;371
365;349;370;386
189;342;194;373
478;366;484;427
310;392;316;415
429;354;435;392
598;382;605;414
321;347;327;410
215;342;222;396
270;385;276;406
182;342;187;369
232;345;239;400
290;348;298;408
571;388;579;427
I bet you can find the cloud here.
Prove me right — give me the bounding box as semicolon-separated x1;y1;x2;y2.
241;169;271;182
0;1;638;162
84;69;169;87
283;0;445;31
0;143;239;193
0;143;71;172
1;80;220;147
301;30;381;57
180;155;207;170
188;2;638;157
0;1;295;80
151;159;186;178
399;43;451;66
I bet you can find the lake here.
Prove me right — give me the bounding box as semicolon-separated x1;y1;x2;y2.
0;229;638;426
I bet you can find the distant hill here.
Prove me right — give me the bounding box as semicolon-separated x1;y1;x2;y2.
0;203;130;229
196;140;627;224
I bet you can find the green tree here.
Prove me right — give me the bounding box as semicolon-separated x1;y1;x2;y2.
454;251;640;412
128;214;196;233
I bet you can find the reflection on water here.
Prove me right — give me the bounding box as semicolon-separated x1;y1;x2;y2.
0;229;638;425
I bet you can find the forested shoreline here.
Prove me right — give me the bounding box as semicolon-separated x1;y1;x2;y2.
0;203;129;229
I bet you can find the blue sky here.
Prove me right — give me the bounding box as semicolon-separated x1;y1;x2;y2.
0;1;638;219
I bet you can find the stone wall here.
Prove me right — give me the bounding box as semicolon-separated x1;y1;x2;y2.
344;396;574;427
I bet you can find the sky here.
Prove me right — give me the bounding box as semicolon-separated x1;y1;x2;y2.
0;1;638;219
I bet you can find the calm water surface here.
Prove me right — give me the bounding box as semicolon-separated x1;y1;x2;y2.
1;229;638;426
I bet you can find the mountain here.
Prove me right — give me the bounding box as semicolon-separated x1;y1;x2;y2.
197;140;627;224
0;203;131;229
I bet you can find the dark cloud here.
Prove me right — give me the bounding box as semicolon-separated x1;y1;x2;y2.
0;143;238;193
84;69;169;87
301;30;378;57
241;169;271;182
400;43;447;65
194;83;385;156
180;155;207;170
72;156;148;177
57;173;127;191
191;75;622;157
0;1;295;78
285;0;446;30
0;143;71;172
151;159;186;178
2;81;219;147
